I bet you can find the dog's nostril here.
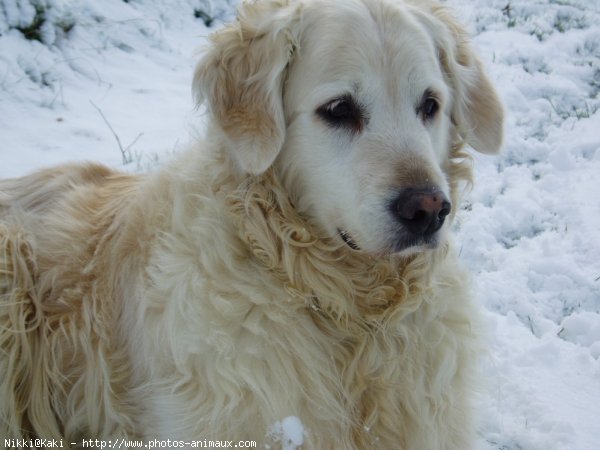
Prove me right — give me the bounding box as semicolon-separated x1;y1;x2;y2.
394;189;451;236
439;200;452;219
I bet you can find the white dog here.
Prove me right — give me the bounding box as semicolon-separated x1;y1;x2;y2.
0;0;503;448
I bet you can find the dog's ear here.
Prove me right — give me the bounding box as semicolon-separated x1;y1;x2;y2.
417;6;504;154
193;1;301;174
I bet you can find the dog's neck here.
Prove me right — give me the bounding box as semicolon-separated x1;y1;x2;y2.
224;168;448;331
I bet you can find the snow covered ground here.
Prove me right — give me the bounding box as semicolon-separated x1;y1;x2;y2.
0;0;598;449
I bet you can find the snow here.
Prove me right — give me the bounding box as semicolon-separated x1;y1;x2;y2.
449;1;600;448
268;416;305;450
1;0;599;449
0;0;232;175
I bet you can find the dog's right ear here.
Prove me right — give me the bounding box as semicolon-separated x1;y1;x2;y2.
193;1;301;175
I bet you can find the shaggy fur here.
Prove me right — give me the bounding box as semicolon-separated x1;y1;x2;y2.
0;0;503;448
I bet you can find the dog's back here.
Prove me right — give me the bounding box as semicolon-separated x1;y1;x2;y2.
0;165;142;440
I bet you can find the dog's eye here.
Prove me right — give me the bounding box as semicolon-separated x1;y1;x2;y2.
316;95;365;134
419;91;440;122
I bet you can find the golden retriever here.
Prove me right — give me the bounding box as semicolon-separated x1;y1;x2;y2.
0;0;503;448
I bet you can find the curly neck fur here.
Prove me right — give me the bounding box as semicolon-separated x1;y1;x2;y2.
223;143;472;333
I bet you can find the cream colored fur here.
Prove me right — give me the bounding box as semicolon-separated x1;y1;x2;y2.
0;0;503;448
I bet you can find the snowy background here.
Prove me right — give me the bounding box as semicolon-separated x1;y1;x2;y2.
0;0;599;448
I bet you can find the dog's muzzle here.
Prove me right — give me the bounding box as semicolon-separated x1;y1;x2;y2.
338;187;451;254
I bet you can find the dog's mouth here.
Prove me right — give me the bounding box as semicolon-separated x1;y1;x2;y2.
338;229;361;251
392;234;439;254
338;228;442;255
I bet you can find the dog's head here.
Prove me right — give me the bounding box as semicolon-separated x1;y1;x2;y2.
193;0;503;256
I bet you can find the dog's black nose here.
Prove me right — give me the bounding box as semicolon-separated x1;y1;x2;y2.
393;188;451;236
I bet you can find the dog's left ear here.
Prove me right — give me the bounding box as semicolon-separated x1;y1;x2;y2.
193;1;301;174
417;6;504;154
